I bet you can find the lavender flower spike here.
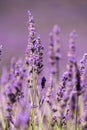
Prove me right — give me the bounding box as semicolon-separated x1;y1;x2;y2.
49;25;61;83
68;30;77;59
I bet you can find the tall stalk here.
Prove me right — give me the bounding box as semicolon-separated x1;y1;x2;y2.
56;58;59;83
75;94;78;130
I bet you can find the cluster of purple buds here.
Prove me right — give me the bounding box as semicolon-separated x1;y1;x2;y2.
25;11;44;75
55;31;80;128
3;57;26;128
49;25;61;63
49;25;61;81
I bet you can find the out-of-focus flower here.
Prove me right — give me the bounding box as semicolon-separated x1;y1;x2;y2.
49;25;61;81
15;112;30;130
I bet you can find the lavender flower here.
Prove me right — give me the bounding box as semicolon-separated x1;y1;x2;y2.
49;25;61;82
25;11;44;75
15;112;30;130
41;77;46;89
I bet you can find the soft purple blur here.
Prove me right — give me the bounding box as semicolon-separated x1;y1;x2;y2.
0;0;87;77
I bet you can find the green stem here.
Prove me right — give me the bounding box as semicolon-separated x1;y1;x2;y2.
75;94;78;130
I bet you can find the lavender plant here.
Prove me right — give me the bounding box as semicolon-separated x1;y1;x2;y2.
0;11;87;130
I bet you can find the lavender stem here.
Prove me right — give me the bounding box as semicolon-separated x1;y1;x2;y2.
75;94;78;130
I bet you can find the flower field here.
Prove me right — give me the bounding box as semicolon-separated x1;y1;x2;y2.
0;11;87;130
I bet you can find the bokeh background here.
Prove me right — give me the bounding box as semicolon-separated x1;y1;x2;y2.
0;0;87;78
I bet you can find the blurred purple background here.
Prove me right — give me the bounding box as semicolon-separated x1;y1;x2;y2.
0;0;87;77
